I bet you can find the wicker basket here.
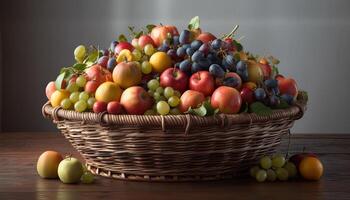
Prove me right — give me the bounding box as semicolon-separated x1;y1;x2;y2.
42;92;307;182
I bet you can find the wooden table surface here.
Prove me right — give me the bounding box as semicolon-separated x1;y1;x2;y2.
0;132;349;200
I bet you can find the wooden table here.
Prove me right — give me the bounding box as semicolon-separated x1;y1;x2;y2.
0;132;349;200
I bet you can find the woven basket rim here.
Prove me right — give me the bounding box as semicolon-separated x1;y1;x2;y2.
42;91;307;131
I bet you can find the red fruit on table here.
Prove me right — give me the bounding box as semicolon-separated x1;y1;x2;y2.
85;65;113;84
289;153;317;168
138;35;156;48
120;86;153;115
189;71;215;96
160;68;189;93
114;42;134;55
151;25;179;47
107;101;123;114
215;72;242;90
45;81;56;100
211;86;242;114
93;101;107;113
240;87;255;104
278;78;298;98
179;90;205;113
196;32;216;43
85;80;100;94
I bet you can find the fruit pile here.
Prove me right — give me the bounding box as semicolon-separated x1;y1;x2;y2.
46;16;301;116
250;152;324;182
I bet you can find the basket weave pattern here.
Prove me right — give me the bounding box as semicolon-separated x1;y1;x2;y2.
43;95;306;181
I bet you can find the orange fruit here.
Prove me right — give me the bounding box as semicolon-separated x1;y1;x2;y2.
37;151;63;178
299;157;324;181
149;52;172;73
50;90;69;107
95;82;122;103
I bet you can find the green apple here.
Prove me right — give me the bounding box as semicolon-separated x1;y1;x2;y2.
57;157;84;184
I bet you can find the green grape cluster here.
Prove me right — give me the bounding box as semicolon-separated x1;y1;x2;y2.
145;79;181;115
250;154;297;182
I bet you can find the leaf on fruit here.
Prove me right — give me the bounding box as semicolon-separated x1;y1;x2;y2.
146;24;156;33
249;102;273;116
187;105;207;117
188;16;200;30
233;40;243;51
84;46;99;64
73;63;87;71
274;99;290;109
203;100;218;116
55;72;66;90
118;34;128;42
271;65;279;78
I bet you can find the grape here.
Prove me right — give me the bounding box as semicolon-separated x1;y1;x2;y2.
69;92;80;103
79;91;89;101
284;162;297;178
81;172;94;184
272;154;286;168
186;47;195;56
264;79;278;88
144;109;157;115
281;94;294;105
132;49;142;61
87;97;96;109
141;61;152;74
174;90;181;97
254;88;266;101
191;40;203;51
237;68;249;82
250;166;260;178
272;87;280;95
144;44;155;56
269;95;280;107
198;43;210;54
182;44;191;50
107;57;117;71
74;45;86;59
167;49;177;59
76;75;87;87
176;47;186;57
74;100;87;112
97;56;109;68
191;51;204;62
156;87;164;94
266;169;277;182
67;82;79;93
60;98;72;109
222;77;239;88
255;170;267;182
209;64;225;78
170;108;181;115
179;30;191;44
147;79;159;91
168;96;180;107
110;41;118;52
173;36;180;46
276;168;289;181
236;60;247;72
179;60;192;73
260;156;272;169
164;87;174;99
158;44;170;52
191;62;203;73
153;92;161;101
211;39;222;50
156;101;170;115
224;55;236;71
197;58;211;70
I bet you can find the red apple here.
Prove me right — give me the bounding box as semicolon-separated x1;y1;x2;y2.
85;80;100;94
289;153;317;168
113;61;142;89
93;101;107;113
138;35;155;48
276;74;285;81
240;87;255;104
107;101;123;114
196;32;216;43
45;81;56;100
189;71;215;96
211;86;242;114
150;25;179;47
160;68;189;93
258;63;272;80
120;86;153;115
114;42;134;55
215;72;242;90
179;90;205;113
85;65;113;84
278;78;298;98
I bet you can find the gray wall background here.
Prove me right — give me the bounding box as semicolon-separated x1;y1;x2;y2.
1;0;350;133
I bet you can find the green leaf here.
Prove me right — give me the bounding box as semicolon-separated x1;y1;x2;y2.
272;65;279;77
275;98;290;109
135;31;143;39
202;100;217;116
84;46;99;64
73;63;87;71
55;72;66;90
239;102;249;113
118;34;127;42
187;105;207;117
249;102;273;116
298;91;309;103
146;24;156;33
188;16;200;30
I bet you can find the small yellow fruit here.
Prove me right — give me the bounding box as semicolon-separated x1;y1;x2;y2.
116;49;133;63
37;151;63;179
95;82;122;103
149;52;172;73
50;90;70;107
247;60;264;83
299;157;324;181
